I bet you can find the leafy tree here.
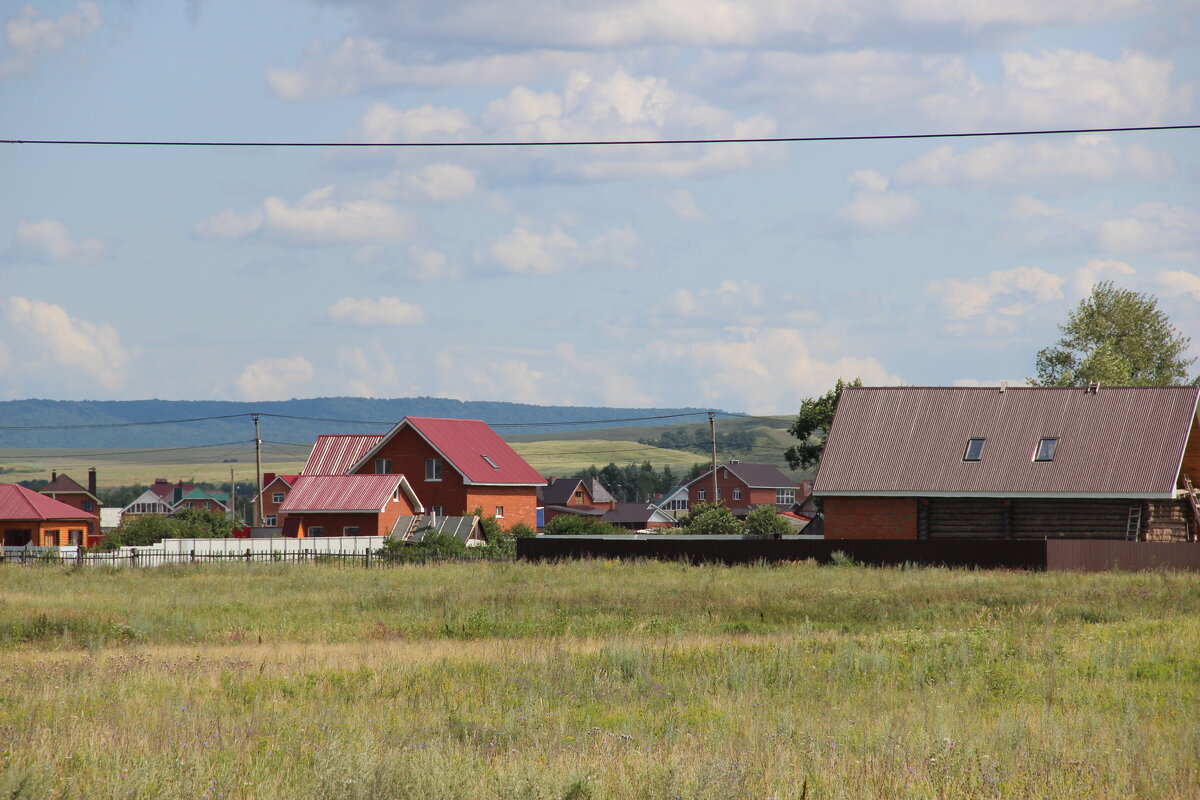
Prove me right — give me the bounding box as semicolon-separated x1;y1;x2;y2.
784;378;862;470
544;515;623;536
744;505;791;537
681;502;742;536
171;508;236;538
470;507;503;542
100;485;143;509
1031;281;1195;386
99;508;234;550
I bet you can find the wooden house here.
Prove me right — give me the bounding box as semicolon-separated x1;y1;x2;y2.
814;385;1200;541
1;484;98;547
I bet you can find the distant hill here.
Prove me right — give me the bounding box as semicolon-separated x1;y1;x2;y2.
0;397;723;449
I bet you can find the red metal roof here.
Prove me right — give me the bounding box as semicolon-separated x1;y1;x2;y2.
352;417;544;486
814;386;1200;498
0;484;99;521
302;434;383;476
280;474;420;513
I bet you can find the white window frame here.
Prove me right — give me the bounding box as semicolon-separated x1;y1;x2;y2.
776;488;796;506
732;488;742;501
430;506;444;517
265;515;276;526
697;489;707;501
495;505;505;518
308;525;324;537
343;526;360;536
375;458;393;474
272;492;285;504
425;458;443;481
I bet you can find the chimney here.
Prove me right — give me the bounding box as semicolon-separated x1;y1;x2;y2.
51;470;57;482
999;381;1007;393
88;467;97;496
263;472;276;487
728;459;740;465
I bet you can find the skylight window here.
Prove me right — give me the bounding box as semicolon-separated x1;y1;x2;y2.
481;454;499;469
1034;438;1059;462
963;438;985;461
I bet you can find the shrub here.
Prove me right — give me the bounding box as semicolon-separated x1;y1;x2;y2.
544;515;624;536
100;509;234;550
681;502;743;536
744;505;791;537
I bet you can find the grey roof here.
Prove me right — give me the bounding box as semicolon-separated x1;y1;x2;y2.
813;385;1200;498
603;503;675;525
390;514;482;544
685;462;799;489
581;477;615;504
545;504;608;517
540;477;582;506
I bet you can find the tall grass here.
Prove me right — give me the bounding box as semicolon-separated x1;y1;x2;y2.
1;561;1197;798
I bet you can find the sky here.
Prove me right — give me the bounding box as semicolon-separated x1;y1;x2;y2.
1;0;1198;415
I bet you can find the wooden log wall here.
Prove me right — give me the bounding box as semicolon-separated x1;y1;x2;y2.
1145;500;1191;543
926;498;1130;539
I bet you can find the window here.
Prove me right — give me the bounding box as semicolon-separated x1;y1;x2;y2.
81;500;94;512
495;505;505;518
732;488;742;501
963;438;986;461
425;458;443;480
69;530;82;546
697;489;707;501
308;526;324;537
430;506;444;517
44;530;59;546
272;492;285;504
343;526;360;536
375;458;392;474
265;515;276;526
776;488;796;506
1034;438;1059;461
481;454;499;469
574;491;583;500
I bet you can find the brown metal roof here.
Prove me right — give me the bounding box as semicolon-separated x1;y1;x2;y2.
813;385;1200;498
684;461;799;489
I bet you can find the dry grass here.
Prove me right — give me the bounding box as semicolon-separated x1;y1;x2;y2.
1;561;1197;799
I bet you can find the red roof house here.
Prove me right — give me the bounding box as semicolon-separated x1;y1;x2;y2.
1;484;98;547
256;473;300;527
278;474;422;538
302;434;384;476
40;470;102;539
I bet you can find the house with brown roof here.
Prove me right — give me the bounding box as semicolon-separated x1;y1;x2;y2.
1;484;98;547
683;461;807;516
40;469;102;540
814;385;1200;541
602;502;676;531
538;476;617;527
278;473;423;538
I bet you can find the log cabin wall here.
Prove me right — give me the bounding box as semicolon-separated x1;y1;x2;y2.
926;497;1131;539
927;498;1006;538
1145;500;1191;542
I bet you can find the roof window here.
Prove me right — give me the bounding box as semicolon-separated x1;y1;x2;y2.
963;438;985;462
1034;438;1059;462
481;454;499;469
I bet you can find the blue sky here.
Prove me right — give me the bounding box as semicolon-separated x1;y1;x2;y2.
1;0;1198;414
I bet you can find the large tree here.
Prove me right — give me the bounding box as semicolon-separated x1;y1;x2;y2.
1031;282;1194;386
784;378;862;470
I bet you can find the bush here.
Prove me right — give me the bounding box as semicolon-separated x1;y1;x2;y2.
681;502;743;536
99;509;234;550
744;505;791;537
544;515;624;536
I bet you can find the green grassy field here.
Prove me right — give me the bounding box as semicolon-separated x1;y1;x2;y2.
1;561;1197;799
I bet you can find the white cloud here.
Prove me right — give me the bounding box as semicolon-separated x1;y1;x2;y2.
1097;203;1200;257
360;102;473;143
1010;196;1065;220
665;189;712;223
894;135;1174;189
435;346;547;405
6;219;108;265
644;328;902;414
323;296;426;326
1157;269;1200;302
1071;259;1136;298
834;170;920;234
337;342;416;398
477;221;639;275
405;245;458;281
235;357;314;401
5;296;127;388
195;186;415;246
652;280;816;328
402;163;477;202
2;1;101;78
927;266;1066;331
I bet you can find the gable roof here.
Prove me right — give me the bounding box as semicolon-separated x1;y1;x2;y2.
177;487;228;506
280;474;422;513
814;385;1200;499
350;417;544;486
0;484;98;521
41;473;98;501
581;477;616;504
541;477;583;505
684;462;799;490
121;489;174;513
603;502;676;525
302;434;384;476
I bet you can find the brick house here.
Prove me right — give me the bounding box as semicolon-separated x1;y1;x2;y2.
278;474;423;538
602;502;676;531
814;385;1200;541
539;476;617;526
684;461;807;515
256;473;299;527
344;417;543;529
173;487;229;515
149;478;198;507
1;483;98;547
40;469;102;539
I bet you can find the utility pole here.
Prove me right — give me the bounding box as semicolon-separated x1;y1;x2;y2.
230;467;236;523
253;413;263;527
709;411;718;504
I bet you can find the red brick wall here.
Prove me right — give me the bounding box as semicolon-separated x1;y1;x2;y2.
288;491;415;538
43;491;100;536
467;486;538;529
260;480;291;524
823;496;918;539
689;469;797;512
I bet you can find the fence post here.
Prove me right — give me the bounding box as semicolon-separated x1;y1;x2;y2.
245;548;252;564
130;550;138;568
190;549;196;563
365;548;371;569
76;547;83;567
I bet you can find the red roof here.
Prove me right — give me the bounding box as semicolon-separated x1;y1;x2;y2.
351;417;544;486
814;385;1200;499
0;484;99;521
280;474;421;513
302;434;383;476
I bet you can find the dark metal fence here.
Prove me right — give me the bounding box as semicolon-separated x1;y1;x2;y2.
0;548;502;569
518;536;1200;571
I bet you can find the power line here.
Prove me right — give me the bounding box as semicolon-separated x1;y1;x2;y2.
3;124;1197;149
0;440;256;459
0;413;253;431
